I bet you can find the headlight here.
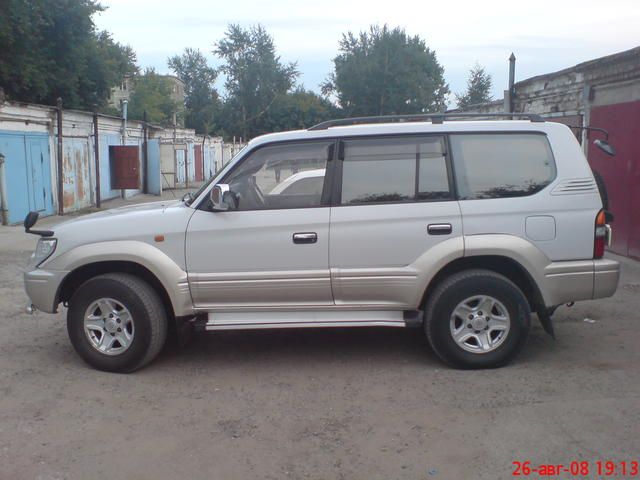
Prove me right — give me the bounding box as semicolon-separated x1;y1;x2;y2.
32;238;57;266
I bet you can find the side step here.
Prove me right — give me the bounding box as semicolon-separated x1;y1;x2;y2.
204;310;418;331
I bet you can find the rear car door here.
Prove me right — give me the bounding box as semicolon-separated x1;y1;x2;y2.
329;135;463;308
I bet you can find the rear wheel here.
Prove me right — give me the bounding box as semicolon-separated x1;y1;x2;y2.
67;273;168;373
424;269;531;369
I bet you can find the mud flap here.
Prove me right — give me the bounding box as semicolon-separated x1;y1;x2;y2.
537;307;556;339
174;316;197;347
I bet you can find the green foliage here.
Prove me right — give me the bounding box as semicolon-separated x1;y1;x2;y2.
322;25;449;116
455;63;494;109
0;0;138;109
168;48;219;134
214;24;299;139
264;87;337;132
128;68;181;127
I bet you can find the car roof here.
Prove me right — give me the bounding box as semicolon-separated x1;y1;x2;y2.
247;120;563;148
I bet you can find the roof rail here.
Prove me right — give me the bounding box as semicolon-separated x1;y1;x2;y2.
308;112;545;131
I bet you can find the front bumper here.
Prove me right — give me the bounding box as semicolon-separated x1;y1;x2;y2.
24;268;68;314
543;258;620;306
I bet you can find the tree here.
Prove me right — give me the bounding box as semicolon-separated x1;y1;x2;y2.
0;0;138;109
265;87;337;132
89;31;139;110
168;48;219;134
455;63;493;109
214;24;298;139
322;25;449;116
128;68;181;126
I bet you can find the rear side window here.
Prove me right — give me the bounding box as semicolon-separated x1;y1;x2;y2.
450;134;556;199
340;136;451;204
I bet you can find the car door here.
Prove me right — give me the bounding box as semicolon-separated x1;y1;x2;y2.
329;134;463;308
186;140;335;309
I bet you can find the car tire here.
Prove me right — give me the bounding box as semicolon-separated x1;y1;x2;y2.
424;269;531;369
67;273;168;373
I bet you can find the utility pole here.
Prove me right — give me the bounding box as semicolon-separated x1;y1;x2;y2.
504;53;516;116
120;99;128;199
93;110;101;208
143;110;148;194
56;98;64;215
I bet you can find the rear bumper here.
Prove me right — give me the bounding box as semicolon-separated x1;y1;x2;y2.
593;258;620;299
542;258;619;306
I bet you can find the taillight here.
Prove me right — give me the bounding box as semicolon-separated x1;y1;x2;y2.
594;210;607;259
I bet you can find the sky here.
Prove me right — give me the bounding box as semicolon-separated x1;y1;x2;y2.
94;0;640;107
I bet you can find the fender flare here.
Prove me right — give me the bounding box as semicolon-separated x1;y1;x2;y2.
47;241;193;317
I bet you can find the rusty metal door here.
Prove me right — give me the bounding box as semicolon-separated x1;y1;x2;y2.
109;145;140;189
588;100;640;259
63;139;92;211
194;144;203;182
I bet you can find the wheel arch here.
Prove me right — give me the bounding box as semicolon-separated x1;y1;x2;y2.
57;261;176;320
421;255;546;314
45;240;193;317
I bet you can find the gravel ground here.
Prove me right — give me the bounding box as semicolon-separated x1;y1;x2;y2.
1;202;639;480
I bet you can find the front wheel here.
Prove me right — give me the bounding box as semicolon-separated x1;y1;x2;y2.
424;269;531;369
67;273;168;373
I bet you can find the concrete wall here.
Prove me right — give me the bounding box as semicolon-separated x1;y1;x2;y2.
457;47;640;151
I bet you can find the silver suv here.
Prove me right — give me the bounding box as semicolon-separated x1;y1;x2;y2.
23;114;620;372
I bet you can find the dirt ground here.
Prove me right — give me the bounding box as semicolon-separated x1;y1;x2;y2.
1;197;639;480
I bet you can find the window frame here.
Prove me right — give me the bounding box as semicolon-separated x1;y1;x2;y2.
331;133;456;207
447;131;557;201
195;130;556;212
197;138;339;212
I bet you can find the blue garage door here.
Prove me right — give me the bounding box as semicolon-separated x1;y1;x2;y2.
147;139;161;195
0;132;54;224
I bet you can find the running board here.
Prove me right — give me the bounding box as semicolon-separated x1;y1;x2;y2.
204;310;410;331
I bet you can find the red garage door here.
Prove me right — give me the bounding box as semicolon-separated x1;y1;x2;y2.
109;145;140;190
194;145;204;182
588;100;640;259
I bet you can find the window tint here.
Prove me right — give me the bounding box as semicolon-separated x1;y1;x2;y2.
340;136;450;205
450;134;556;199
224;141;331;210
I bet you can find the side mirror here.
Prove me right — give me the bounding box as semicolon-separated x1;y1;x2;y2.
24;211;39;230
210;184;237;211
23;210;54;237
594;139;616;156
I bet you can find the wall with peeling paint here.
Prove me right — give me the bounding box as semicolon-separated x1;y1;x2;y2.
0;100;228;224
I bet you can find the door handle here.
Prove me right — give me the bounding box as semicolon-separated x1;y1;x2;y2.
293;232;318;244
427;223;452;235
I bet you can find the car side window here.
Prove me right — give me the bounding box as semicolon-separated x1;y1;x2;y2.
340;136;450;205
450;133;556;199
224;141;332;210
279;176;325;195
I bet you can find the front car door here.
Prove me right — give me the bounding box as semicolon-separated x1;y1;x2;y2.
186;140;335;310
329;134;463;308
